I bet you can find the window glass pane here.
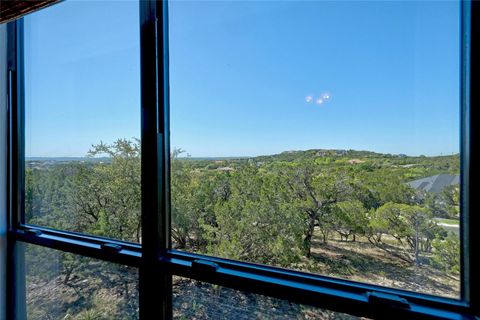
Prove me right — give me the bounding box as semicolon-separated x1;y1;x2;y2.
26;244;138;319
173;276;367;319
169;1;461;298
24;1;141;242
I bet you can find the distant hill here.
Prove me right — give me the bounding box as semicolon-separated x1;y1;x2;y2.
26;150;460;175
250;148;459;163
179;156;250;161
26;157;111;162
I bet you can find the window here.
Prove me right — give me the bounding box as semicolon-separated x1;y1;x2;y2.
169;0;461;298
26;244;138;319
3;1;479;319
23;0;141;243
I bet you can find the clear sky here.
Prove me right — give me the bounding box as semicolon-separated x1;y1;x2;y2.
25;0;460;158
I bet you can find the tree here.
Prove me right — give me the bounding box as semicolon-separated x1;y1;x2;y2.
202;165;304;266
72;139;141;242
25;165;77;230
170;149;220;250
425;185;460;219
432;232;460;274
370;202;439;265
330;200;368;241
283;160;353;256
355;169;417;208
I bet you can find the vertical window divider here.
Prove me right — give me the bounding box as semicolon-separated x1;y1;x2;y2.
464;0;480;315
139;1;172;319
7;19;26;320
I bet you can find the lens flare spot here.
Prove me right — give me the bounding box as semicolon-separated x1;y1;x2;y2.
321;93;331;101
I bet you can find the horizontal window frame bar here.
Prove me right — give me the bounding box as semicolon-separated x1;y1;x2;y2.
11;224;475;319
165;250;474;320
19;223;142;250
12;225;141;267
15;222;468;311
169;250;461;306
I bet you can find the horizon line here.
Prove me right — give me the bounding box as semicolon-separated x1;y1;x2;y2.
26;149;460;160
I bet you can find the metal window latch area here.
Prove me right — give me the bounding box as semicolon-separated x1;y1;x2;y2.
192;259;219;273
367;291;410;309
100;243;123;253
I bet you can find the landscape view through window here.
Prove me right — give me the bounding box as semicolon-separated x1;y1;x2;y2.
168;0;461;299
23;0;461;318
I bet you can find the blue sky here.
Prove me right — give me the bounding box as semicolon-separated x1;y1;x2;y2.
25;0;460;158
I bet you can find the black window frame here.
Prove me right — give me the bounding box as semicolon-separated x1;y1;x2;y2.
5;1;479;319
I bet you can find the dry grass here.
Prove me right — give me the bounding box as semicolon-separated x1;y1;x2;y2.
302;230;460;298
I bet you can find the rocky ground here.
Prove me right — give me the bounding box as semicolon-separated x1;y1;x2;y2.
172;277;362;320
25;229;459;319
303;231;459;298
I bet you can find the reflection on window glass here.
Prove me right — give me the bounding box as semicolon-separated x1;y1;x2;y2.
169;1;461;297
173;276;366;319
26;244;138;320
24;1;141;242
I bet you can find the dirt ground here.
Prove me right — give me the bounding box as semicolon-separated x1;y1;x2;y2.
302;230;460;298
26;228;459;319
172;229;460;319
173;277;364;320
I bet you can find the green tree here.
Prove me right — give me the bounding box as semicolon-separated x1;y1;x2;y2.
370;202;439;265
203;165;304;266
330;200;368;241
171;149;220;250
432;232;460;274
72;139;141;242
283;160;353;255
26;165;77;230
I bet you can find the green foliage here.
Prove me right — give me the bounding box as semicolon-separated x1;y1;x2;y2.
425;185;460;219
432;232;460;274
171;149;220;249
25;140;461;317
26;165;77;229
370;202;443;264
73;139;141;242
282;160;353;254
330;200;368;241
202;165;304;266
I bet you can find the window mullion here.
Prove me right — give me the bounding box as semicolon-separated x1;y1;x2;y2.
139;1;172;319
464;0;480;314
6;19;26;320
